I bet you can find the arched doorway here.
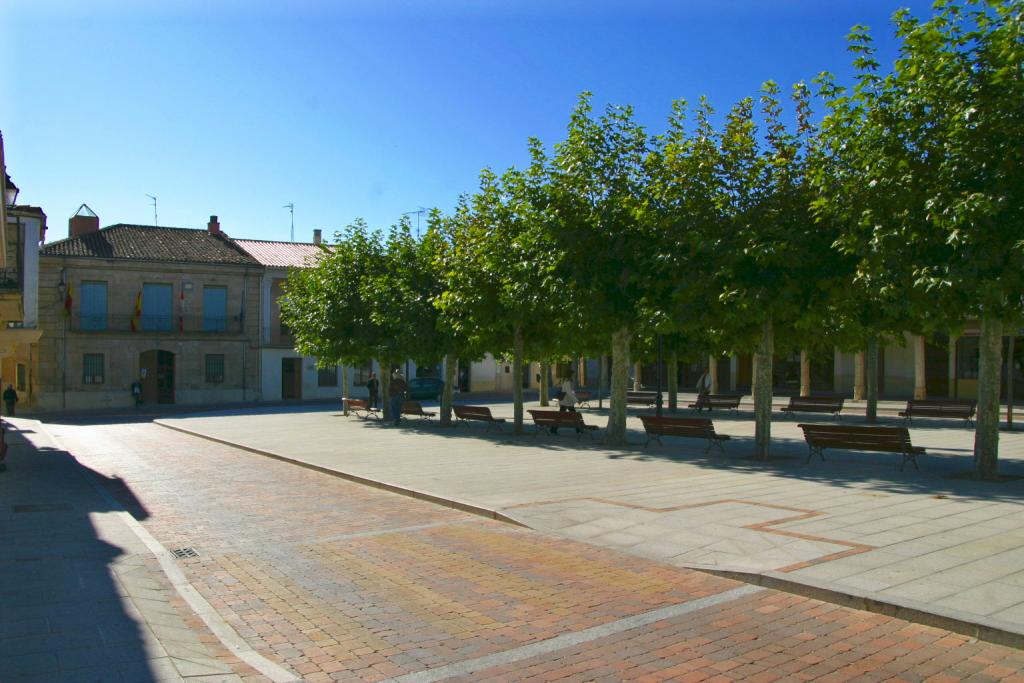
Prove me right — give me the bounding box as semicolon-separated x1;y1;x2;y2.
139;350;175;404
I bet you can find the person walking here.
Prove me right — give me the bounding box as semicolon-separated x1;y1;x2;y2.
553;372;581;434
389;369;408;426
366;372;380;409
3;384;17;417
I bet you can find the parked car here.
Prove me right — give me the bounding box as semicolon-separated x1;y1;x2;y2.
407;377;444;401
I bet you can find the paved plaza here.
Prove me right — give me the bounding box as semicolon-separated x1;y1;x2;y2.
1;398;1023;681
156;396;1024;637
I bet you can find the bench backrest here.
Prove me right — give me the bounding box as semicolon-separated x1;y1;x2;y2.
640;415;715;435
907;399;976;413
529;409;583;425
627;391;658;398
798;424;913;452
345;398;369;409
695;394;742;405
402;401;426;413
786;396;844;408
453;405;494;419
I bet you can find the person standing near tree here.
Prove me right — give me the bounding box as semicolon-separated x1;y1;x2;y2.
389;369;408;426
3;384;17;416
366;371;379;409
553;371;580;434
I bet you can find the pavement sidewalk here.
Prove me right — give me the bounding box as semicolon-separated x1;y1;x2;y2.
154;396;1024;645
0;418;273;682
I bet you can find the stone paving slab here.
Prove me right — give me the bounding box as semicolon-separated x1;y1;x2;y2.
155;399;1024;639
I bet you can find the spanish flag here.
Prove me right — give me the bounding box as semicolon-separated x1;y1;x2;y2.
62;281;73;318
130;291;142;332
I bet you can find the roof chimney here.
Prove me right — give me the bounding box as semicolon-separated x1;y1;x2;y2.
69;204;99;238
313;229;322;245
207;215;220;234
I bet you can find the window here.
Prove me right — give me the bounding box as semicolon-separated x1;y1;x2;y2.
79;281;108;331
142;283;173;331
203;286;227;332
16;363;26;392
83;353;105;384
205;354;225;383
352;361;373;385
958;337;980;379
318;366;338;387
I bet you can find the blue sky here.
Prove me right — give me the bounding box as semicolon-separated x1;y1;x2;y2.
2;0;936;245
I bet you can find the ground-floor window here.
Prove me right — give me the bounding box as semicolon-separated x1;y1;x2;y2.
957;337;980;379
205;354;225;383
83;353;105;384
16;363;26;392
317;366;338;387
352;361;373;386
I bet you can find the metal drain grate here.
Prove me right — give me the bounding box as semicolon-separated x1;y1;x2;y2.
13;503;72;513
171;547;199;559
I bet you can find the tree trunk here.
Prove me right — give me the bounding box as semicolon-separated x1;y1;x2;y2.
800;350;811;397
975;317;1003;480
539;361;550;407
948;334;958;398
600;355;609;409
753;317;774;460
708;356;719;394
380;371;392;421
853;351;865;400
513;326;524;434
865;340;878;423
667;352;678;413
578;357;586;386
607;328;631;445
633;361;643;391
341;366;350;416
440;354;456;425
1007;335;1015;430
914;334;927;399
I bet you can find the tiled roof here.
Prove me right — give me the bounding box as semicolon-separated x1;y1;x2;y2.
40;224;260;265
233;239;327;268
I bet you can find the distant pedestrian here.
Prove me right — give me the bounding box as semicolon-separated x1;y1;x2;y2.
3;385;17;416
131;380;142;407
389;369;408;426
694;369;712;411
366;372;379;408
553;372;580;434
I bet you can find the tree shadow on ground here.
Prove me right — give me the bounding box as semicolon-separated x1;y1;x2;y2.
0;424;162;681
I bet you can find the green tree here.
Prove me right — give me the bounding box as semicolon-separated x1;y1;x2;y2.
437;164;560;433
545;93;656;444
816;0;1023;477
711;83;836;459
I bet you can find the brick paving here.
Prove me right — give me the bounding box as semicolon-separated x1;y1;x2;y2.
29;419;1024;681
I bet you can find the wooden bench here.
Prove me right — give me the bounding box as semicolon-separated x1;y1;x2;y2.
780;396;844;419
627;391;659;407
402;401;436;421
452;405;506;431
640;415;730;454
528;409;600;439
342;397;380;420
899;399;976;427
798;423;925;471
688;394;743;412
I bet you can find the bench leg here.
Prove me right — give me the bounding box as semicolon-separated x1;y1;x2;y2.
805;445;824;464
900;451;920;472
705;439;726;456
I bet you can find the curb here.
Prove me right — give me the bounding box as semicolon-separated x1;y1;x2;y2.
155;419;1024;651
690;566;1024;650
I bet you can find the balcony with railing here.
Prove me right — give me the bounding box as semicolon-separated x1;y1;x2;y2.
68;312;243;334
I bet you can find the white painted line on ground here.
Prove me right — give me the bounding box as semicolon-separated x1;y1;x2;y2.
41;422;302;683
389;584;764;683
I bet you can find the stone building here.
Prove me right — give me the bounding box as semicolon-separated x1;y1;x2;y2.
37;213;262;410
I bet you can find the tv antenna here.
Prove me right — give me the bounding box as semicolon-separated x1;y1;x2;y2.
402;206;426;239
145;194;158;226
283;203;294;242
